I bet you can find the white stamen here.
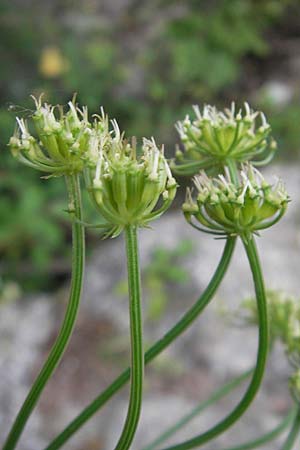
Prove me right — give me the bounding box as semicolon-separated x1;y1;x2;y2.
68;101;81;126
244;102;251;117
111;119;121;142
231;101;235;116
164;159;173;180
150;149;159;180
193;105;202;120
260;112;269;129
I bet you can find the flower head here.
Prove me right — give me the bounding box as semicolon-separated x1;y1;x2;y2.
87;129;177;237
8;96;110;177
172;103;277;176
183;164;289;237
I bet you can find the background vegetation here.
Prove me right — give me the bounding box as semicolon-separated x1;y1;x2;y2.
1;0;300;290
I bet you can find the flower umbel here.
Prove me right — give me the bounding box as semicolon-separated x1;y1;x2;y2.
8;96;110;177
87;131;177;237
183;164;289;237
172;103;277;176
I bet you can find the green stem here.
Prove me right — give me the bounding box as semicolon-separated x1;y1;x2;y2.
281;406;300;450
221;408;297;450
226;158;239;186
145;406;295;450
142;370;252;450
114;225;144;450
3;174;85;450
45;237;236;450
159;234;269;450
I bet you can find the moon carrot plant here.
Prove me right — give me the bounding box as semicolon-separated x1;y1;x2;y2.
3;99;297;450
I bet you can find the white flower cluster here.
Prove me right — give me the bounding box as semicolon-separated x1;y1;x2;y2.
9;96;97;176
173;103;277;175
183;164;289;236
89;134;177;237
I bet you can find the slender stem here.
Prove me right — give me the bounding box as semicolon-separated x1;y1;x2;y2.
226;158;239;186
142;370;252;450
159;234;269;450
221;408;297;450
145;406;296;450
3;174;85;450
113;225;144;450
281;406;300;450
45;237;236;450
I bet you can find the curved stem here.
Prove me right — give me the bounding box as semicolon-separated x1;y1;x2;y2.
142;370;252;450
45;237;236;450
226;158;239;186
114;225;144;450
221;407;297;450
146;406;296;450
3;174;85;450
159;234;269;450
281;406;300;450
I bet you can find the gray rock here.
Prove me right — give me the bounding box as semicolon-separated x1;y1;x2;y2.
0;296;54;449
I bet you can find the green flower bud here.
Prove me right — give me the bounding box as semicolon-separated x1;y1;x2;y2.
172;103;277;176
183;164;289;237
8;95;110;177
87;128;177;237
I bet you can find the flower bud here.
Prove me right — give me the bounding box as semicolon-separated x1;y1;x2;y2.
8;96;110;177
87;130;177;237
183;164;289;236
172;103;276;176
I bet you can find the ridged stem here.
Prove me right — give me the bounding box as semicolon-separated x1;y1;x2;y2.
113;225;144;450
45;237;236;450
159;234;269;450
281;406;300;450
3;174;85;450
226;158;239;186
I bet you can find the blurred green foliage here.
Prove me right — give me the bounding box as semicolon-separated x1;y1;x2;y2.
0;0;298;290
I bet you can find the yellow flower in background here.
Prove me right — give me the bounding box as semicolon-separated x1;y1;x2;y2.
39;46;69;78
